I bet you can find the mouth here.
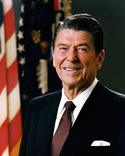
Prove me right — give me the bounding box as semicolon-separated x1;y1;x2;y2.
63;67;81;71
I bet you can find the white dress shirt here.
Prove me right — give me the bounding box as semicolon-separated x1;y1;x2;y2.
53;78;98;135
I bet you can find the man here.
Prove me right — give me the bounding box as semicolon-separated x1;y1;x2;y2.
19;13;125;156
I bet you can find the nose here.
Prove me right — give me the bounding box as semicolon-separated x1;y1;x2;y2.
66;47;78;62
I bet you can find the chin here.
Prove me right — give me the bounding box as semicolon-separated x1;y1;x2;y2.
64;81;79;87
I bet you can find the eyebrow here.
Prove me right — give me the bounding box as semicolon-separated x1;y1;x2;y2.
76;43;90;47
56;43;68;47
56;42;90;47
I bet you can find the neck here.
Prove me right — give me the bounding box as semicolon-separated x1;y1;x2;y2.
63;78;96;100
63;84;89;100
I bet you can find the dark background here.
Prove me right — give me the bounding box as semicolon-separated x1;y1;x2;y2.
14;0;125;94
72;0;125;94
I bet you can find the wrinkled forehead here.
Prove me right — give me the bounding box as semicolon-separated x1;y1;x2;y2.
55;28;94;42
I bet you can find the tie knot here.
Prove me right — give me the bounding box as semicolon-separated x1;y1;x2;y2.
65;101;75;113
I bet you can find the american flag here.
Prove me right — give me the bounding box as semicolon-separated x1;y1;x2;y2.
0;0;22;156
17;0;71;121
17;0;54;121
17;0;62;119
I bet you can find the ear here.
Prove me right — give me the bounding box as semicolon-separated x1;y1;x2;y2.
53;57;56;68
96;49;106;70
51;47;56;68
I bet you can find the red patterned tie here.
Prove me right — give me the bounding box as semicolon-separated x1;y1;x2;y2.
52;101;75;156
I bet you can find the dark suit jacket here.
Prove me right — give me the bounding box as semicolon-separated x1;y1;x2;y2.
19;81;125;156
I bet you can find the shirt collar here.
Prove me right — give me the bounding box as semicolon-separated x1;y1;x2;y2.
58;78;98;115
73;78;98;107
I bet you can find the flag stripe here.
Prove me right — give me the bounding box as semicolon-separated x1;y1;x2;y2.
0;88;7;127
9;111;22;150
10;139;21;156
0;120;8;156
2;0;12;14
1;147;9;156
3;6;15;41
0;24;5;58
7;60;18;94
6;33;17;67
0;55;6;93
0;1;22;156
0;3;9;153
8;84;21;121
53;0;61;11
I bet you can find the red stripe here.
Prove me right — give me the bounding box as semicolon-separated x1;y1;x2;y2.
9;111;22;150
4;6;15;41
53;0;60;11
7;60;18;94
0;120;9;155
0;55;6;93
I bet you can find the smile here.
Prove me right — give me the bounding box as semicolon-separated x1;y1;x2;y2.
63;67;80;71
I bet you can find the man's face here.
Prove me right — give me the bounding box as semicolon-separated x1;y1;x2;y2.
53;29;105;90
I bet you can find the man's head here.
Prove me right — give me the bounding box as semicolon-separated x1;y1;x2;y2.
52;13;103;55
52;13;105;95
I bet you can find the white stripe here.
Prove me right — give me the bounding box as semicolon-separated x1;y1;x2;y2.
8;83;21;121
0;23;5;60
1;147;9;156
2;0;12;15
0;87;7;127
6;33;17;67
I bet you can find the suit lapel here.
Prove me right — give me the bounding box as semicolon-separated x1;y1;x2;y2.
35;91;61;156
60;82;106;155
71;81;102;132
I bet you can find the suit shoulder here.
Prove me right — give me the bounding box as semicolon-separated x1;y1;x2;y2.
104;85;125;100
28;90;61;109
98;81;125;102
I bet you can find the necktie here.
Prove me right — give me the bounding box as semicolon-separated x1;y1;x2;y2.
52;101;75;156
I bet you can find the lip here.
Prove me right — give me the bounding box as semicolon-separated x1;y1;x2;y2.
63;67;81;71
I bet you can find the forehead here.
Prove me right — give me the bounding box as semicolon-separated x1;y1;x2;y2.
55;28;94;44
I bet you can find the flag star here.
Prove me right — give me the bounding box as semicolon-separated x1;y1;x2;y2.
21;70;25;77
19;57;26;66
17;44;25;53
19;17;24;27
21;4;25;13
17;30;24;40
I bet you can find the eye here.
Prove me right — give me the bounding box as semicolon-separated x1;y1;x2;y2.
58;46;68;52
77;46;88;53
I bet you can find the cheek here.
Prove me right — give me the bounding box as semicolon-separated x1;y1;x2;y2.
53;54;62;69
52;52;59;67
53;52;66;66
82;59;97;73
